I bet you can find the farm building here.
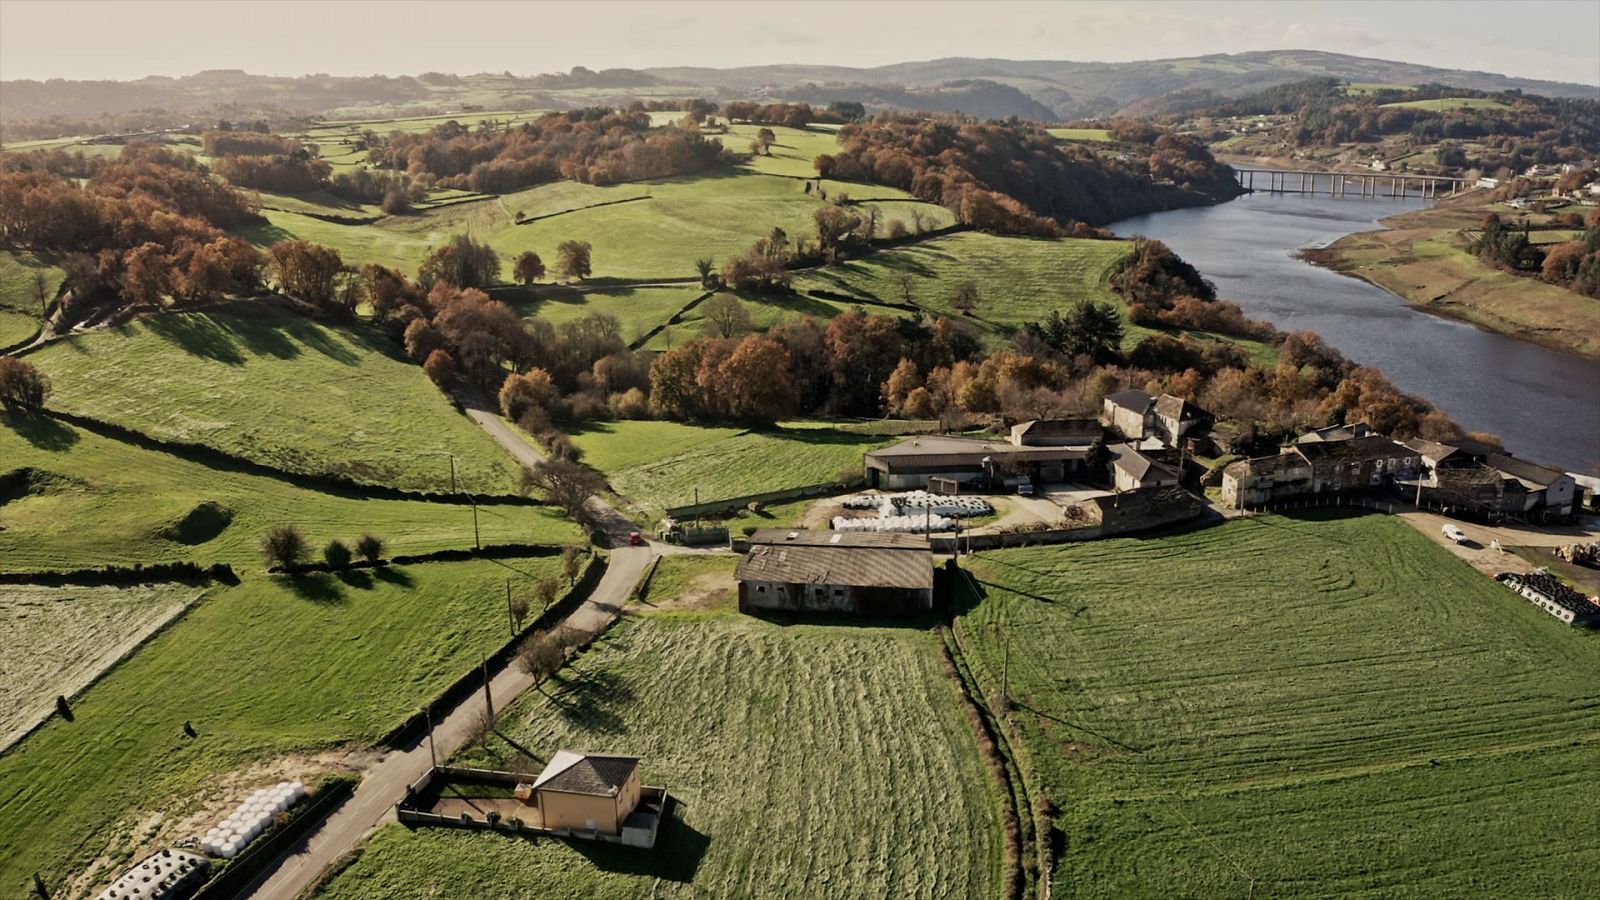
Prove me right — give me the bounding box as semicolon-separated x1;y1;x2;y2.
1102;390;1211;447
1108;443;1180;491
1495;572;1600;626
1008;417;1103;447
525;751;646;838
863;435;1089;490
736;529;934;616
1221;434;1420;508
1295;422;1373;444
1404;438;1578;522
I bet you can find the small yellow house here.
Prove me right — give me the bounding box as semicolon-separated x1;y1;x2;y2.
528;750;642;835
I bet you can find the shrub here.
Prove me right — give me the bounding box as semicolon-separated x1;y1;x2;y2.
423;349;456;386
323;538;353;569
355;533;385;564
262;525;306;569
0;358;51;411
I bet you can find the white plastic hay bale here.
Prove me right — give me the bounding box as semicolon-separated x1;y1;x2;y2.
220;841;238;860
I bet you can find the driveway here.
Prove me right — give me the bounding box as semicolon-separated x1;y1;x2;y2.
1396;509;1600;577
243;389;656;899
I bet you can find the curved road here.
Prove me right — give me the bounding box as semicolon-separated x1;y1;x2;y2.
244;391;655;899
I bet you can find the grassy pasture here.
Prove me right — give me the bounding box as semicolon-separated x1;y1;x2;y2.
498;173;954;280
568;419;892;517
955;511;1600;897
0;555;566;896
789;232;1276;361
27;304;523;494
0;583;198;746
1381;97;1511;111
1343;82;1415;95
639;289;857;349
0;416;580;573
1047;127;1114;142
501;283;702;341
713;123;841;177
0;250;61;347
315;597;1000;899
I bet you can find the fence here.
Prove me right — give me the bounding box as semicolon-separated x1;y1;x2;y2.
665;477;865;520
1238;493;1398;516
378;553;607;749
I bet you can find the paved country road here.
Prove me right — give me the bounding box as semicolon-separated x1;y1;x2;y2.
243;392;655;899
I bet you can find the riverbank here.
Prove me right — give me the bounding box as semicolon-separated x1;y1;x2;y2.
1300;196;1600;361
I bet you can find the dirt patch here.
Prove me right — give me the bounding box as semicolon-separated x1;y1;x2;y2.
643;570;735;612
67;747;380;899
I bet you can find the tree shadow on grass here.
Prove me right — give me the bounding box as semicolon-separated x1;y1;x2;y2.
277;571;347;603
337;568;375;590
546;669;635;736
3;412;79;451
373;566;415;588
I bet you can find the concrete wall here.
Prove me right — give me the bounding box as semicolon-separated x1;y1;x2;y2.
740;580;933;615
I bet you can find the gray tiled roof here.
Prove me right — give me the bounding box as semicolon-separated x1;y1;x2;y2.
533;752;639;797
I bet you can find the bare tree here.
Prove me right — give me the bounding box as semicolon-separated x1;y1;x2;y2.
525;459;601;524
894;272;916;306
535;574;561;611
515;631;565;695
509;593;531;630
700;293;751;338
261;525;306;570
30;269;51;318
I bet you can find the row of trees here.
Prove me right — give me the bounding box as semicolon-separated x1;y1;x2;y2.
366;109;735;193
814;114;1240;235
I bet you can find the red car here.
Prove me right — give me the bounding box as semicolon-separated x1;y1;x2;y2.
628;531;645;546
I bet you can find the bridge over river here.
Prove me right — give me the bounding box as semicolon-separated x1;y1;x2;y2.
1233;167;1467;199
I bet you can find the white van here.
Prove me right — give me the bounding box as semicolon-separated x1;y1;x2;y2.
1441;524;1469;544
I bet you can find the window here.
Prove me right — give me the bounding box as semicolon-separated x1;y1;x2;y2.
756;585;766;593
834;589;844;597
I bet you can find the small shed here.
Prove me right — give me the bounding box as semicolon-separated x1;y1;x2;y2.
530;751;643;836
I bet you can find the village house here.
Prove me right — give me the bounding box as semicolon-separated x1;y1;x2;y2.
735;529;934;616
1295;422;1373;444
1404;438;1577;521
863;433;1090;490
1221;434;1419;507
1109;443;1181;492
523;751;646;837
1102;390;1211;448
1496;572;1600;626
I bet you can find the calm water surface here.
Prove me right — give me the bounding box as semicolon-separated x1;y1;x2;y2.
1113;192;1600;473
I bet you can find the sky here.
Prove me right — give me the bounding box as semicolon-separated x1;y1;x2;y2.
1;0;1597;86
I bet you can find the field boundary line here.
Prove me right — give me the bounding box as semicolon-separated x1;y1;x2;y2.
37;408;545;507
0;588;209;757
628;290;714;350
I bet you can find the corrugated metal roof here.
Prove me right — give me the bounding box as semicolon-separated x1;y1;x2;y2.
736;543;933;590
865;436;1088;469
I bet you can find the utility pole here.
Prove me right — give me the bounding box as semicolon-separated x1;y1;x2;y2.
448;454;481;550
481;653;495;729
506;579;516;636
992;621;1010;702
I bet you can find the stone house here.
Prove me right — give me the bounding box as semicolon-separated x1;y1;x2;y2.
1109;443;1181;492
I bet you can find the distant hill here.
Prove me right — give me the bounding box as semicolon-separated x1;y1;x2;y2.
648;50;1599;119
2;51;1592;127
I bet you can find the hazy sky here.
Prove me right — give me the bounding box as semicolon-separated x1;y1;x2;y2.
2;0;1597;85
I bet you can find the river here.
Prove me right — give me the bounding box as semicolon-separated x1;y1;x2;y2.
1112;192;1600;473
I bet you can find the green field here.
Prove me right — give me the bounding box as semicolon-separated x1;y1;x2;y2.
568;419;891;517
26;304;524;494
1380;97;1511;111
0;555;566;897
791;231;1276;361
712;123;842;177
0;250;61;348
315;590;1000;899
1;582;198;746
1047;128;1114;142
501;283;703;343
1343;82;1415;96
0;415;579;573
955;512;1600;897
